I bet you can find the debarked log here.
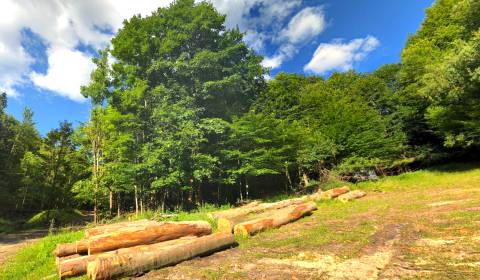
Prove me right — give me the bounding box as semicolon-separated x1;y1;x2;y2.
233;202;317;237
87;221;212;255
86;233;236;280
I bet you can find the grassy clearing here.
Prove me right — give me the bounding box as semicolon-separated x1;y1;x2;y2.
0;230;85;280
2;162;480;279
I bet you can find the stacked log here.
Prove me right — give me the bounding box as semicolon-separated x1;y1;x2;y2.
338;190;366;202
213;198;305;233
58;236;197;279
55;240;89;257
321;186;351;200
88;221;212;254
87;233;236;280
85;219;156;238
233;202;317;237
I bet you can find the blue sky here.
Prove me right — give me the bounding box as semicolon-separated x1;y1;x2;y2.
1;0;433;135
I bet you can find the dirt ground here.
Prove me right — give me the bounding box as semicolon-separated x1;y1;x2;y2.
0;230;48;265
138;166;480;279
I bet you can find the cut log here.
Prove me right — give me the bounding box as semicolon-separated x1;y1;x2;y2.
56;254;81;266
88;221;211;255
85;219;156;238
55;240;89;257
207;201;261;219
87;232;236;280
58;237;197;279
338;190;366;203
210;198;304;220
321;186;350;200
307;190;323;201
234;202;317;237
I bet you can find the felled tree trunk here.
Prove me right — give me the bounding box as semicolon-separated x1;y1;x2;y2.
234;202;317;237
56;254;80;266
55;240;89;257
88;221;212;254
87;233;236;280
208;201;260;219
321;186;350;200
84;219;155;238
338;190;366;202
209;198;304;220
58;237;197;279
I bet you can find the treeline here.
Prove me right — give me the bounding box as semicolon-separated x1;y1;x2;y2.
1;0;479;221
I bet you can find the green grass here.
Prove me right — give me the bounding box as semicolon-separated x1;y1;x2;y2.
25;209;85;229
2;162;480;279
0;230;85;280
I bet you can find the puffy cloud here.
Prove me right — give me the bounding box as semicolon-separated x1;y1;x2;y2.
30;47;95;102
304;36;380;75
279;7;325;45
0;0;172;101
264;7;326;69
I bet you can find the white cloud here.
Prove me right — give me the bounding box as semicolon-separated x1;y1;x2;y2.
261;55;284;69
279;7;325;45
304;36;380;75
0;0;328;100
30;47;95;102
0;0;172;101
263;6;326;69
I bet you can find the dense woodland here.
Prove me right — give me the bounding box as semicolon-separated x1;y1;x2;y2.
1;0;479;222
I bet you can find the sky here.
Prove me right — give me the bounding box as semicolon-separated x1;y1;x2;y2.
1;0;434;134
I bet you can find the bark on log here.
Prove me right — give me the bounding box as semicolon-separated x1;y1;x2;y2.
56;254;81;266
55;240;89;257
87;233;236;280
321;186;350;200
88;221;212;255
210;198;304;220
58;237;197;279
85;219;156;238
234;202;317;237
338;190;366;203
207;201;260;219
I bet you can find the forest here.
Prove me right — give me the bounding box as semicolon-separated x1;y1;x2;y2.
1;0;479;224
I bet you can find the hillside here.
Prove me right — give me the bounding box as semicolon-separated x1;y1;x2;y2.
2;162;480;279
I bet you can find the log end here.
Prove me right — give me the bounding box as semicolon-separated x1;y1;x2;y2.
233;224;249;238
217;218;234;233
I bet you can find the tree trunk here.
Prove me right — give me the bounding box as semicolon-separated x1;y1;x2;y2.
134;185;139;217
117;193;121;218
55;240;89;257
88;221;212;255
321;186;350;200
234;202;317;237
109;190;113;217
302;172;310;188
338;190;366;203
87;233;236;280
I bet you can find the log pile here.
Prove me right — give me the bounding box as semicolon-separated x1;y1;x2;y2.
54;220;235;279
54;188;365;279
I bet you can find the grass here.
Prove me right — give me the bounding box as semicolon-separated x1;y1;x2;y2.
25;209;85;229
0;230;85;280
2;162;480;279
